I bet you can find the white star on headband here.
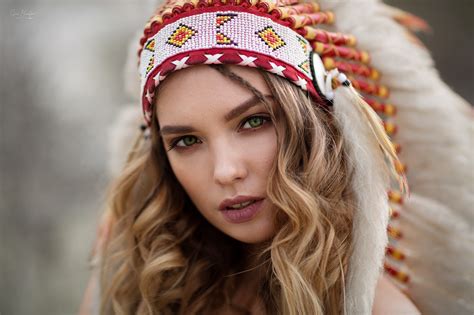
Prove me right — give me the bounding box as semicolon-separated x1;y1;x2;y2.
294;76;307;90
238;54;257;67
153;71;166;86
204;54;223;64
172;56;190;70
269;62;286;76
146;89;155;103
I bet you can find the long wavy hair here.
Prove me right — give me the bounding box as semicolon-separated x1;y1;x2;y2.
99;64;356;315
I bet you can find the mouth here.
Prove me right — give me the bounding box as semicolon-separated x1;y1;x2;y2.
220;199;265;224
224;199;258;210
218;195;264;211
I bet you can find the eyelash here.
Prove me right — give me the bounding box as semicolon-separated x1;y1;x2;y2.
166;114;272;151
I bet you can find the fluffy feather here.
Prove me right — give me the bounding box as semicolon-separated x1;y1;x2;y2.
388;193;474;314
319;0;473;224
332;86;393;315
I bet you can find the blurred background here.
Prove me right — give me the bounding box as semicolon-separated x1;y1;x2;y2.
0;0;472;314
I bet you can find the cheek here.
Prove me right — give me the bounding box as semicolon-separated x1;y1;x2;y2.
167;154;210;208
164;128;277;212
247;128;277;174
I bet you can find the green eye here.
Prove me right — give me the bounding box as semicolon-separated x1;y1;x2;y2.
242;116;269;129
182;136;197;146
168;135;200;151
249;117;263;127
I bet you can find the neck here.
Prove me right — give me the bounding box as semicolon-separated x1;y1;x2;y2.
241;241;269;268
228;242;270;311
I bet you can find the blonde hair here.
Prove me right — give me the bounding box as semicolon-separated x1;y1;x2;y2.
99;65;356;315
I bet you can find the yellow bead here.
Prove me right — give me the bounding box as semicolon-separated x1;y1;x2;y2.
385;122;396;135
323;57;335;69
314;42;325;54
361;51;370;64
378;85;389;98
395;161;406;174
384;104;396;116
370;69;380;80
347;35;357;46
327;11;335;24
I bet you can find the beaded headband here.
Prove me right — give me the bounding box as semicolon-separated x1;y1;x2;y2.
136;0;389;126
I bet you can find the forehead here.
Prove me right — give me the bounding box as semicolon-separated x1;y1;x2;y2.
154;65;271;123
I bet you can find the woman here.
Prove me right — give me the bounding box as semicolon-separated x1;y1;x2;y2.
81;62;417;315
80;0;472;314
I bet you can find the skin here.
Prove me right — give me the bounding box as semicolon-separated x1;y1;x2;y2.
372;274;421;315
155;64;278;244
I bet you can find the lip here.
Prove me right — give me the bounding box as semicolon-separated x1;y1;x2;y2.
219;195;264;211
220;199;265;224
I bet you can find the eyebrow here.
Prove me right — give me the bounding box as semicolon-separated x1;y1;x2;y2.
159;94;273;136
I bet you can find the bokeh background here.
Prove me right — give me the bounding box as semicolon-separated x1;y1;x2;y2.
0;0;472;314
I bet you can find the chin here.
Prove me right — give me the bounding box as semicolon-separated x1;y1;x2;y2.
224;221;276;244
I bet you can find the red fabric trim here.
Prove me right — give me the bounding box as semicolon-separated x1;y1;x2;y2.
141;47;321;125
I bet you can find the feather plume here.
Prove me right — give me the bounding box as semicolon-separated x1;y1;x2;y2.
387;193;474;315
332;85;400;314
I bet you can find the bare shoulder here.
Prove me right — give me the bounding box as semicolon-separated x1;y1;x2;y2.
372;273;421;315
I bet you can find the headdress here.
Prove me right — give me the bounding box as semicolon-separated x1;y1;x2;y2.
135;0;406;313
137;0;393;125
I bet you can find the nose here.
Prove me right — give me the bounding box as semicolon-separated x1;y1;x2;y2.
212;142;248;186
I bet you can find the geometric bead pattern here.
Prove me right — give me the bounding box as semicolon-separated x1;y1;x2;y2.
298;59;310;74
145;55;155;75
145;38;155;52
216;13;237;27
216;13;237;45
166;23;198;48
216;32;236;45
256;26;286;51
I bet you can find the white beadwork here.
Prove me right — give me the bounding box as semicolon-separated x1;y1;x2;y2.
139;11;313;83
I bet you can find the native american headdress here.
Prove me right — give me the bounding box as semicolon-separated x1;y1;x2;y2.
87;0;473;314
133;0;406;312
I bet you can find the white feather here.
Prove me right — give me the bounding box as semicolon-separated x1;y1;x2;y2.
388;193;474;314
318;0;473;226
332;86;391;315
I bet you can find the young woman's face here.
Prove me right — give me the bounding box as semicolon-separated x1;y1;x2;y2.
155;65;277;244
